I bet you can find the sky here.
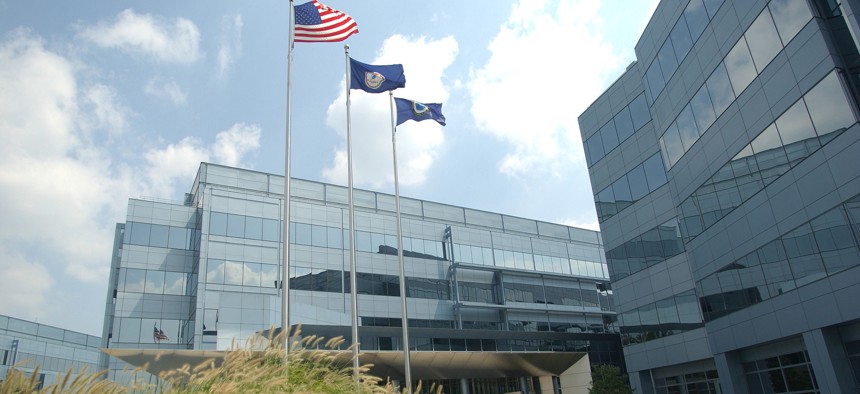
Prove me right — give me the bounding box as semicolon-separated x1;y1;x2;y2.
0;0;658;335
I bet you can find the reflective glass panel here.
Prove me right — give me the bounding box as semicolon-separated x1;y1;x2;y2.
703;0;724;18
775;100;815;145
646;60;666;99
630;94;650;130
662;122;685;167
209;212;227;236
685;0;709;41
262;218;279;242
600;121;619;154
707;63;735;116
129;222;151;246
243;263;262;287
295;222;312;245
612;176;632;209
691;85;716;133
150;224;169;248
658;41;679;81
145;270;165;294
226;214;245;238
164;272;185;295
627;166;649;201
586;134;605;165
614;107;635;142
206;259;224;284
168;226;187;249
125;269;146;293
751;124;783;155
643;154;668;189
805;72;855;137
670;16;693;61
746;9;781;72
244;216;262;240
224;260;243;285
677;106;699;150
725;38;756;95
769;0;812;44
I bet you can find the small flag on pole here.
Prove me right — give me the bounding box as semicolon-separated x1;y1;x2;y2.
153;323;169;342
395;98;446;126
294;0;358;43
350;58;406;93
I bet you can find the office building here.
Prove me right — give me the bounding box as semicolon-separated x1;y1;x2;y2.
101;162;622;393
0;314;101;389
579;0;860;392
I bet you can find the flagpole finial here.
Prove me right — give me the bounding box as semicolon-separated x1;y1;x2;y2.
344;44;349;53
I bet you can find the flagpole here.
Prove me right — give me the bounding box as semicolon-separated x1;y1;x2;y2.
390;91;412;393
281;0;295;354
344;44;361;385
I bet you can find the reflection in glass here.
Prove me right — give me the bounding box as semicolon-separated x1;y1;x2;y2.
226;214;245;238
129;222;151;246
164;272;185;295
209;212;227;236
745;9;781;71
224;260;243;285
658;41;678;81
774;100;815;146
614;107;635;142
691;85;716;133
677;105;699;150
630;94;650;130
707;63;734;117
150;225;169;248
670;15;693;61
725;38;756;95
206;259;224;284
769;0;812;44
244;216;262;240
145;270;165;294
662;122;685;167
125;269;146;293
685;0;709;41
804;73;855;138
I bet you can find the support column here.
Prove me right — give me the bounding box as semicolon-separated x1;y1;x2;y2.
537;375;555;394
714;351;748;394
627;370;655;394
459;378;470;394
558;354;592;394
803;328;855;393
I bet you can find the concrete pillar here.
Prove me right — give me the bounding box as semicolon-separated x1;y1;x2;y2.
714;351;748;394
628;370;655;394
803;328;855;393
558;354;592;394
537;375;555;394
459;378;470;394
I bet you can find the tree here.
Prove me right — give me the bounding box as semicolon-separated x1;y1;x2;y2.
590;364;633;394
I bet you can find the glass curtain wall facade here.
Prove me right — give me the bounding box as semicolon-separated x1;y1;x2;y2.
0;315;101;389
579;0;860;392
101;163;623;388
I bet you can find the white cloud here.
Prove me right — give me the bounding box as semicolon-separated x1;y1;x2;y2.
0;31;260;332
82;83;132;134
78;9;201;64
322;35;457;189
143;123;261;197
213;123;260;167
217;14;243;80
0;247;56;323
144;77;187;105
468;0;626;178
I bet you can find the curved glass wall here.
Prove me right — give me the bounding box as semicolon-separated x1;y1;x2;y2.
659;0;813;169
618;290;703;346
595;153;668;221
606;218;685;280
645;0;725;100
679;71;857;242
584;93;651;166
697;194;860;322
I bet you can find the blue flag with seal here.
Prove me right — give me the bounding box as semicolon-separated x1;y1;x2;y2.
395;98;446;126
349;58;405;93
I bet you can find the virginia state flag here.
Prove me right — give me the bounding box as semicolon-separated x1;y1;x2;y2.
349;58;405;93
395;98;446;126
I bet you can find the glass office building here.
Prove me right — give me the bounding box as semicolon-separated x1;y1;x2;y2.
579;0;860;392
101;162;622;392
0;314;101;389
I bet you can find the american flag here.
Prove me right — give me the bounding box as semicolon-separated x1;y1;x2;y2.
294;0;358;43
153;324;169;342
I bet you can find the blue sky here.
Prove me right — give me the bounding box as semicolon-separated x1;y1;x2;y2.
0;0;657;335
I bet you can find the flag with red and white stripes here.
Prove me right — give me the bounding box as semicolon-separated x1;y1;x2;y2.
294;0;358;43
